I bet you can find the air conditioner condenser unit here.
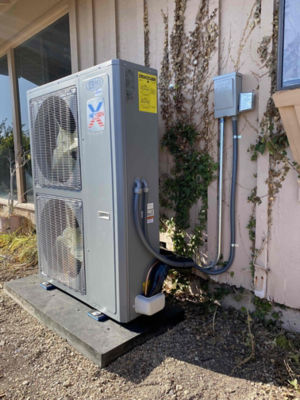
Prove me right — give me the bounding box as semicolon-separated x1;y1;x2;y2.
27;59;160;323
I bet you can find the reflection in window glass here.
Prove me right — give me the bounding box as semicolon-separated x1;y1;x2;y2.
282;0;300;88
0;55;16;199
15;14;71;202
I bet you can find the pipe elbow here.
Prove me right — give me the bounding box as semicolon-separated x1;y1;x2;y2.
141;178;149;193
133;178;143;194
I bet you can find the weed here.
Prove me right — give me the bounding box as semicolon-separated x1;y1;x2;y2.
0;229;37;267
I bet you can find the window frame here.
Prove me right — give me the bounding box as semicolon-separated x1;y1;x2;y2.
0;52;21;201
277;0;300;91
7;48;26;204
0;6;76;205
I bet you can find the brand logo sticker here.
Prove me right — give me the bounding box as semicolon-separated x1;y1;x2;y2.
86;77;103;92
87;97;105;132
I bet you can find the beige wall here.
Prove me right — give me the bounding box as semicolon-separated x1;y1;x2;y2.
208;0;264;291
1;0;300;310
267;158;300;309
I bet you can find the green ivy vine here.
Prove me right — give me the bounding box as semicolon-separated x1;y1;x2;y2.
160;123;217;257
247;0;300;281
159;0;218;259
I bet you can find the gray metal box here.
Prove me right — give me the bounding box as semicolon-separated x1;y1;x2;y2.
27;60;159;323
213;72;242;118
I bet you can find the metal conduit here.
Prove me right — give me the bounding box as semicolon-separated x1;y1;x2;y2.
133;117;239;276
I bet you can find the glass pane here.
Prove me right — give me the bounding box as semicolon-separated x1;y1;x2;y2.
15;14;71;202
0;55;16;200
282;0;300;87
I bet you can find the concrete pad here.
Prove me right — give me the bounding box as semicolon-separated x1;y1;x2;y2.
4;274;184;367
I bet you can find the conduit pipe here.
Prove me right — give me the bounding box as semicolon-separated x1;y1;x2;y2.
204;116;224;269
133;116;239;275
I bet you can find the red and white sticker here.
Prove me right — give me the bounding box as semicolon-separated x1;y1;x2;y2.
147;202;154;224
87;97;105;132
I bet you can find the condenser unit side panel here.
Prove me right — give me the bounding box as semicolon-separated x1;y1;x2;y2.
120;62;160;321
109;64;130;322
78;67;117;316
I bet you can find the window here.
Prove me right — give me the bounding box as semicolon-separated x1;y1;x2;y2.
14;14;71;202
0;55;16;199
278;0;300;90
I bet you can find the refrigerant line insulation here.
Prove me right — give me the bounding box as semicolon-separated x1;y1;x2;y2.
133;117;239;276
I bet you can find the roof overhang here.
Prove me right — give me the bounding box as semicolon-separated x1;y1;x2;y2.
0;0;18;16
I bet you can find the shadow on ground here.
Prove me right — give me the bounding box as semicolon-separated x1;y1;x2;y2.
103;295;299;389
1;263;299;400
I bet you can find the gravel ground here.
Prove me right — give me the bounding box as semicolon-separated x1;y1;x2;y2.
1;263;300;400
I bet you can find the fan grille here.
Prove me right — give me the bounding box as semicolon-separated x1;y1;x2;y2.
36;195;86;294
30;86;81;190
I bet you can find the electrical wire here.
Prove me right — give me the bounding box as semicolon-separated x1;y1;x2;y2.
144;260;159;296
141;179;148;237
133;117;239;276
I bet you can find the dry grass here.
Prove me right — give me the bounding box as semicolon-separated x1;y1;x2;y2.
0;227;37;268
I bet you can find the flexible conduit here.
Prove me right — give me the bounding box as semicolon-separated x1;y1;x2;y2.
133;117;239;275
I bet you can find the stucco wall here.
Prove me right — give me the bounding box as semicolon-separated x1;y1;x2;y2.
1;0;300;310
144;0;261;293
207;0;264;291
267;156;300;309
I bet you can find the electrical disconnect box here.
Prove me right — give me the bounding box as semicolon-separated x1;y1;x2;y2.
239;92;255;113
27;60;160;323
213;72;242;118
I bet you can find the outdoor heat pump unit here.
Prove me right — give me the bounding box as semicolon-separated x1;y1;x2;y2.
27;60;160;323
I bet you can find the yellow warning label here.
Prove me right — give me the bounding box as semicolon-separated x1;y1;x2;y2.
138;72;157;114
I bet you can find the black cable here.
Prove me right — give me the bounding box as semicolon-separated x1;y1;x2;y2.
133;117;239;275
133;180;195;268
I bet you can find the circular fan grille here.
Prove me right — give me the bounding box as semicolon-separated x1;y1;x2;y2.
37;196;85;293
31;87;81;190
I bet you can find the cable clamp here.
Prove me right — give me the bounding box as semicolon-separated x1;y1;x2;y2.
233;135;242;140
231;243;239;247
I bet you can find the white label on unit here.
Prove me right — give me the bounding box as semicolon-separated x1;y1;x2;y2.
87;97;105;132
147;202;154;224
86;77;103;93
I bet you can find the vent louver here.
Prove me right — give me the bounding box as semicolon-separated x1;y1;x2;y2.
36;195;86;294
30;86;81;190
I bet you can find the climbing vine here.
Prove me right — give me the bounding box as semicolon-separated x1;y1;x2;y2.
231;0;261;71
160;123;217;256
246;186;262;278
159;0;218;259
143;0;150;67
247;0;300;280
250;4;300;209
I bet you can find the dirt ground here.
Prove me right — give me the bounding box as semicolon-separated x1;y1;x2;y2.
1;262;300;400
